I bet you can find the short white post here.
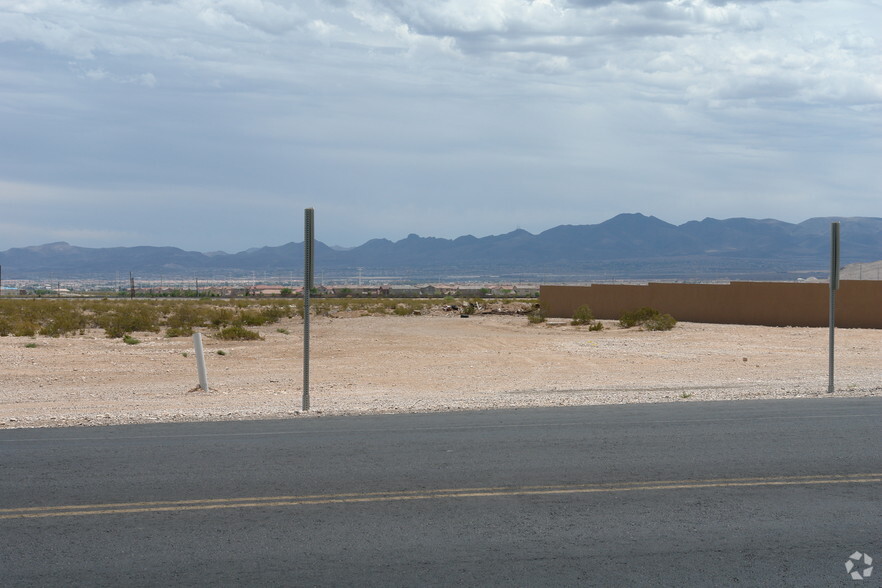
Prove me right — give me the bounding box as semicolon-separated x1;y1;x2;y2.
193;333;210;392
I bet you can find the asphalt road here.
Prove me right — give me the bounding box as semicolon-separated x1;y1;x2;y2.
2;398;881;587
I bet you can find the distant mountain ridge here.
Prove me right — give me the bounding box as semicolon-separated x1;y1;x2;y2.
2;214;881;282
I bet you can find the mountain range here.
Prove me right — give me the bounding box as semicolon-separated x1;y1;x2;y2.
2;214;881;282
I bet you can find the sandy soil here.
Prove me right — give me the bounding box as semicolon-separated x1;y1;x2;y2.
2;313;880;429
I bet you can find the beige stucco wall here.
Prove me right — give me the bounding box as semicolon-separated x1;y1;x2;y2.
540;280;882;328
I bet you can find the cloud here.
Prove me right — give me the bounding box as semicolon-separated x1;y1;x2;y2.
0;222;136;248
0;0;879;251
4;0;877;107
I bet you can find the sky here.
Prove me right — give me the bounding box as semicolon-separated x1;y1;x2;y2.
1;0;880;252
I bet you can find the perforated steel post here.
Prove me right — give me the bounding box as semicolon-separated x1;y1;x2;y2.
303;208;315;411
828;221;840;394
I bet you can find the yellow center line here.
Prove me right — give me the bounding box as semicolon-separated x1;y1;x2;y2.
3;473;880;520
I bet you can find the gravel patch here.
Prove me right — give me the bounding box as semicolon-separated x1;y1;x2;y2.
2;315;880;429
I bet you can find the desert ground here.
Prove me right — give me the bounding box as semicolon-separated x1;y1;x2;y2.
2;312;880;429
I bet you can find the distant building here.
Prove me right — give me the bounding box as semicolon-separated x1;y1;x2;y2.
382;285;421;297
251;285;286;296
840;260;882;281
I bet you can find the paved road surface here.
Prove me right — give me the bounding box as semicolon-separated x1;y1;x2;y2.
2;398;881;586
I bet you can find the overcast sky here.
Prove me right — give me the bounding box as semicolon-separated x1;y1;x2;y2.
1;0;880;252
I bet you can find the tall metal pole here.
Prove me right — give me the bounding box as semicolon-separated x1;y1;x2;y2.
303;208;315;411
828;221;840;394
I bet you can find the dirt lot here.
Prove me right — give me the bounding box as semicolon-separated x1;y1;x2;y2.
2;314;880;429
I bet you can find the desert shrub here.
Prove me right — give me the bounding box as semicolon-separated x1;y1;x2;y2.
95;302;161;338
236;309;269;326
14;322;38;337
216;325;263;341
643;313;677;331
257;304;288;323
123;334;141;345
311;300;334;316
362;301;388;315
0;301;41;336
207;307;235;327
527;303;547;324
619;307;659;328
165;325;194;338
0;300;53;336
619;307;676;331
35;301;87;337
164;303;207;337
571;305;595;326
292;300;305;318
588;322;604;331
230;303;291;325
162;301;235;336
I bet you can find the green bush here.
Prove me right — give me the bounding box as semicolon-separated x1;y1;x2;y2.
1;300;80;337
12;321;37;337
527;303;547;324
571;305;595;326
164;303;208;337
216;325;263;341
237;310;268;326
643;313;677;331
165;326;193;338
94;302;161;338
619;307;676;331
232;304;289;326
258;304;289;322
37;302;87;337
123;334;141;345
207;307;236;327
619;307;659;328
